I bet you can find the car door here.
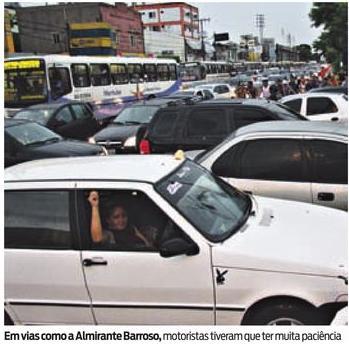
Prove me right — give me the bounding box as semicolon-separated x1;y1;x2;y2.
48;105;78;139
210;137;312;204
70;103;98;140
4;182;94;325
77;181;214;325
305;96;340;121
305;139;348;210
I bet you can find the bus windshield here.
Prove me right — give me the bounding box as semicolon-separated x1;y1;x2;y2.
5;59;48;108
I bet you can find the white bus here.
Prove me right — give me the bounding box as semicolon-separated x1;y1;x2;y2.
179;61;233;88
4;55;179;118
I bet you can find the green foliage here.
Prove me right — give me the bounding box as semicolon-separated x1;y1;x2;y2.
309;2;348;71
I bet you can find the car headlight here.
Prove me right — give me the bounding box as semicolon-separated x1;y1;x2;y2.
99;147;108;156
88;136;96;144
123;136;136;148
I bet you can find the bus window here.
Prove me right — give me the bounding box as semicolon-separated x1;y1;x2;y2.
144;64;157;82
111;64;129;85
169;64;177;80
128;64;143;84
158;64;169;81
71;64;90;88
49;67;72;100
90;64;111;86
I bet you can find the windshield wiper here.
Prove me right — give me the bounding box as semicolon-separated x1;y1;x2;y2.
124;120;142;125
26;137;61;146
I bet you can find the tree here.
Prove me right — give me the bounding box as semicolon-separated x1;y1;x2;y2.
309;2;348;71
296;44;312;62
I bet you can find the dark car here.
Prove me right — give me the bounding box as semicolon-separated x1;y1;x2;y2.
308;86;348;95
14;101;100;141
5;119;106;167
92;98;186;154
139;98;307;154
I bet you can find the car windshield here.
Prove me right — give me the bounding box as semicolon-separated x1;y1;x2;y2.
114;106;159;125
156;160;251;242
6;122;61;146
15;108;55;125
269;102;307;120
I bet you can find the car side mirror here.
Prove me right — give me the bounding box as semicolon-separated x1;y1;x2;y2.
159;238;199;258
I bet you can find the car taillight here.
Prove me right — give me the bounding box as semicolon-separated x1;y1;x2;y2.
139;139;151;154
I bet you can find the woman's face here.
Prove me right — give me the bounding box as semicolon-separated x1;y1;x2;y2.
107;206;128;231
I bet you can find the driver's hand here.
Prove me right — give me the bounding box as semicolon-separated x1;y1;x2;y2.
88;191;99;207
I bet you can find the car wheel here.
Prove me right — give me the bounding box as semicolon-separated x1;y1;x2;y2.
4;311;14;325
244;302;319;325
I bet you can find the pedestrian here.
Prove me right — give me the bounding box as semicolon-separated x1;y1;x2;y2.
247;80;258;98
259;78;270;99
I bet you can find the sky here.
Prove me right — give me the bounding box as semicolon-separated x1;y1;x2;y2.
16;1;324;46
194;2;323;46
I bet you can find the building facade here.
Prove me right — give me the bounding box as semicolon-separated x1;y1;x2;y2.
133;2;199;40
15;3;144;55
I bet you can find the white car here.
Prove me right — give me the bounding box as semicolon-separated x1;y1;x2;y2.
280;93;348;122
5;155;347;325
195;83;234;99
198;121;348;211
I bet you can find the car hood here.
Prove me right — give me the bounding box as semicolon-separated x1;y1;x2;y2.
212;196;347;278
29;140;102;157
94;124;141;142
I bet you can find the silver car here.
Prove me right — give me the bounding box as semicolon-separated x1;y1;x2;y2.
199;121;348;210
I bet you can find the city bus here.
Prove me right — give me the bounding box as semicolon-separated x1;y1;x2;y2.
179;61;233;88
4;55;179;118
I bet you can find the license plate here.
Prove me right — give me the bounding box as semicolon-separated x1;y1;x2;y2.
107;148;115;154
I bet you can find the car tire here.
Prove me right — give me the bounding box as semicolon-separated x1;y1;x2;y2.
4;311;14;325
243;301;319;325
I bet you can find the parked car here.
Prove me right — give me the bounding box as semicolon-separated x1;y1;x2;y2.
280;93;348;122
165;88;214;101
194;83;234;99
5;118;107;167
139;99;306;154
5;155;347;325
308;86;348;95
91;98;185;154
198;121;347;210
14;101;100;141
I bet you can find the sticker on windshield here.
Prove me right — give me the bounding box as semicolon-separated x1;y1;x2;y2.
176;166;191;178
167;181;183;195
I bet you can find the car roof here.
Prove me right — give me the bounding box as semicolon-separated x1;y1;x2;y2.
5;155;184;183
234;120;348;138
132;98;183;106
282;93;345;101
200;98;271;106
23;101;85;110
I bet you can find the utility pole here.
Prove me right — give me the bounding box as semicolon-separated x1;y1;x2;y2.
194;17;210;61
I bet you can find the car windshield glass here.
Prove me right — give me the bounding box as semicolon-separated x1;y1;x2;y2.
6;122;61;146
15;108;55;125
114;106;158;124
269;102;307;120
156;160;251;242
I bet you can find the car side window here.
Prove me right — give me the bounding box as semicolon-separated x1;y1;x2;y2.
306;97;338;116
187;109;227;137
211;142;245;177
308;140;347;184
232;108;275;130
81;190;187;252
152;111;178;137
284;99;302;113
5;191;72;249
71;104;92;120
55;106;74;124
240;139;306;182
